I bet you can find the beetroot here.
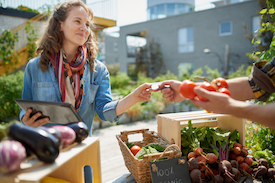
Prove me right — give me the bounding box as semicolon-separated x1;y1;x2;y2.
190;169;202;183
188;157;199;171
267;168;275;179
258;158;269;168
0;140;26;173
213;175;223;183
230;159;239;169
231;167;240;180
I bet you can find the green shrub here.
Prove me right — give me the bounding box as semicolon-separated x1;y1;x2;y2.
110;72;131;90
0;71;24;121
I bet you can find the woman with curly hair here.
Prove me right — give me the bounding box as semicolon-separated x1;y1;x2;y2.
20;0;152;131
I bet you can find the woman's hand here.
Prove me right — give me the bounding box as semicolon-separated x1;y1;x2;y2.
22;108;50;127
132;83;152;103
159;80;185;103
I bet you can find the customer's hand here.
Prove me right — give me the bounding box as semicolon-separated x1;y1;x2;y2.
158;80;185;103
22;108;50;127
190;87;236;113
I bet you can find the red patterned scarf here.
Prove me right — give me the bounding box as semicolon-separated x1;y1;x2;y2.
50;45;87;111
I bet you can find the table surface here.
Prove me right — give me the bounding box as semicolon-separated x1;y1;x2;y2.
0;137;100;183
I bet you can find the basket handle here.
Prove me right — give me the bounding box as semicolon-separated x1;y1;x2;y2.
120;128;149;136
143;144;182;162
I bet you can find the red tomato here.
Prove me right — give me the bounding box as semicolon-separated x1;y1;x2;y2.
211;77;228;89
197;82;217;101
218;87;231;96
130;145;141;156
179;80;197;99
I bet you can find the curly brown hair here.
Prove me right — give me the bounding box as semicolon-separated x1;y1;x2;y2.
36;0;98;71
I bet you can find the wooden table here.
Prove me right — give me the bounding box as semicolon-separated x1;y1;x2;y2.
0;137;102;183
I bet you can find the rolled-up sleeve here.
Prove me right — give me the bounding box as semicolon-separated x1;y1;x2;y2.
248;57;275;101
94;63;124;122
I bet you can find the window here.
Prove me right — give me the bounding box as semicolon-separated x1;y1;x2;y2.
219;21;232;36
178;27;194;53
177;4;190;14
126;35;147;57
167;4;176;17
149;7;156;20
113;42;118;53
156;4;166;19
252;16;261;36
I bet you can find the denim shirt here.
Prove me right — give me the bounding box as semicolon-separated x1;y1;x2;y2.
19;57;121;134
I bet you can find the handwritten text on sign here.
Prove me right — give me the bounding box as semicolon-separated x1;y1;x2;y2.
149;156;191;183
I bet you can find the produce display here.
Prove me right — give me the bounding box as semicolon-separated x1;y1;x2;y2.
179;77;230;101
125;142;166;159
182;121;275;183
0;121;89;174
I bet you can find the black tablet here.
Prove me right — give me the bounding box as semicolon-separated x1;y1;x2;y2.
15;99;83;124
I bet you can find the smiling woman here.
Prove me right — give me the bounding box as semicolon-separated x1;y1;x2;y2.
19;0;155;181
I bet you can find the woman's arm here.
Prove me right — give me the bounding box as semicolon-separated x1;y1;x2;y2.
115;83;152;116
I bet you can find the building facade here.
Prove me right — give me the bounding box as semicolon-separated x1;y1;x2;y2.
114;0;259;77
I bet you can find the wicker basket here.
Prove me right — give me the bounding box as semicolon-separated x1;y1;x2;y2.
116;129;182;183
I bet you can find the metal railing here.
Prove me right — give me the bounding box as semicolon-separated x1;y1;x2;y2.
0;0;117;21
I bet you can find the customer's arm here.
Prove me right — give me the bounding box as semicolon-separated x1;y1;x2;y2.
226;77;256;101
191;87;275;129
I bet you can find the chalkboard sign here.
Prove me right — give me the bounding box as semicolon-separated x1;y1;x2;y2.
149;156;192;183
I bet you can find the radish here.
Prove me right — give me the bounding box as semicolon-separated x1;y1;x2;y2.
195;147;203;156
235;156;244;164
233;146;241;155
230;153;237;160
0;140;26;173
188;152;196;159
190;169;202;183
240;148;248;157
196;155;207;165
239;162;249;173
51;125;76;148
206;153;217;164
244;157;253;166
188;157;199;171
233;143;242;148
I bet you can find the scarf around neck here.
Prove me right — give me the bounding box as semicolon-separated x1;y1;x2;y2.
50;45;87;110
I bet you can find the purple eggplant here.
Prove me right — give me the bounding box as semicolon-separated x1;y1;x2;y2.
66;121;89;143
51;125;76;148
7;123;59;163
38;126;63;150
0;140;26;173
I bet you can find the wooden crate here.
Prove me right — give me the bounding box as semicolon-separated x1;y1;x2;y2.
0;137;101;183
157;110;246;150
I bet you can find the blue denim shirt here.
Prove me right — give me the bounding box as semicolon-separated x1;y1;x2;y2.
19;57;121;134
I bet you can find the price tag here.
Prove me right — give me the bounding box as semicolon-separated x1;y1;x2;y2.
149;156;191;183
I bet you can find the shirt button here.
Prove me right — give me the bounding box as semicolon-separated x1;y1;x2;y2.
83;93;85;96
84;79;86;82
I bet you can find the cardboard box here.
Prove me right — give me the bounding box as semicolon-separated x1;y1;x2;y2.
157;110;245;150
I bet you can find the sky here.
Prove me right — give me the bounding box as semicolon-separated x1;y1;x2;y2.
104;0;217;33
